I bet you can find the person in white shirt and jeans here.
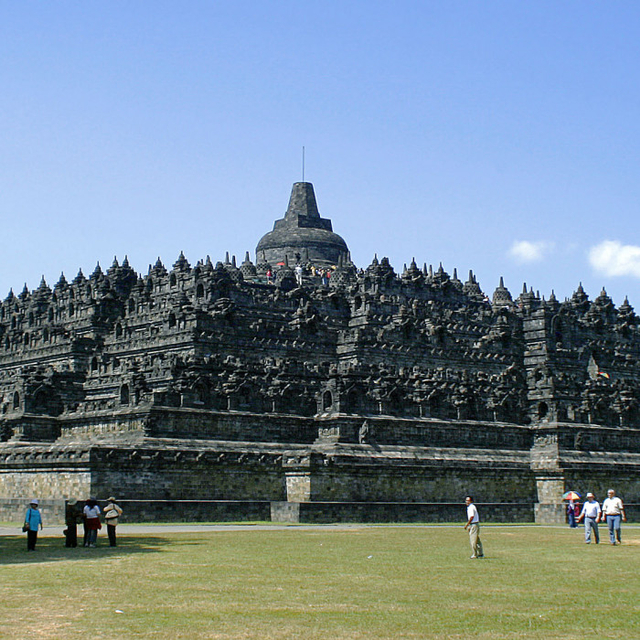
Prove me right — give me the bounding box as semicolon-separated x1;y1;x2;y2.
601;489;626;545
577;492;601;544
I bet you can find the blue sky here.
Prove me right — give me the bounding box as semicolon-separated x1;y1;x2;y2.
2;2;640;307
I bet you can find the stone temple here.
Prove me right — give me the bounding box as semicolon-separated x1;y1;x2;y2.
0;182;638;523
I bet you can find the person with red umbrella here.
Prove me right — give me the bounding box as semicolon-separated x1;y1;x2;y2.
563;490;581;528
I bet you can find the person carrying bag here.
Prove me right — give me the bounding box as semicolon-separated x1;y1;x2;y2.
104;497;123;547
24;499;43;551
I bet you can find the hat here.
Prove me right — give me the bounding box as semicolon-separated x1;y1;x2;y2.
107;496;116;502
30;499;39;505
586;492;594;498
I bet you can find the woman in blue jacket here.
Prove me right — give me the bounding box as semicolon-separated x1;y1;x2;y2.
24;499;43;551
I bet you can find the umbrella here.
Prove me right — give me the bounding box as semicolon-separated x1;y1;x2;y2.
562;491;581;500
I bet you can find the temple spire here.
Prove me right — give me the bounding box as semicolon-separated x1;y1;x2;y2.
284;182;321;221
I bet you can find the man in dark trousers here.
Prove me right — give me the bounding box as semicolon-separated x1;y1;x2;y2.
24;499;43;551
104;497;123;547
64;499;80;547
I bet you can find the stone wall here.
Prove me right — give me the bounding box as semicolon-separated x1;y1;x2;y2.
315;415;532;449
294;501;535;523
91;464;286;502
103;499;272;523
145;408;318;443
0;498;66;524
0;469;91;503
297;464;536;504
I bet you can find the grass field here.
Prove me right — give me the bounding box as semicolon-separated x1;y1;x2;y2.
1;524;639;639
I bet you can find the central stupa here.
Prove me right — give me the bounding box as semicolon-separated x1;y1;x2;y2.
256;182;349;266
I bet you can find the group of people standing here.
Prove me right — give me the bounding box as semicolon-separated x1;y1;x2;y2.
65;497;123;548
265;263;335;287
23;496;123;551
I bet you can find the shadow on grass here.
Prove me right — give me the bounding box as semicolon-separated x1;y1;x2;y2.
0;534;203;566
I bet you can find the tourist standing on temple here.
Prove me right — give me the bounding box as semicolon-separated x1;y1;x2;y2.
464;496;484;559
83;497;101;547
601;489;626;545
64;499;81;547
577;493;601;544
103;497;123;547
24;499;43;551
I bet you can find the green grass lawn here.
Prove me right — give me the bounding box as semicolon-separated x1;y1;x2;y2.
1;525;639;639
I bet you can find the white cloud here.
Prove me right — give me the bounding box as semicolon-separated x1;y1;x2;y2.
589;240;640;278
508;240;554;264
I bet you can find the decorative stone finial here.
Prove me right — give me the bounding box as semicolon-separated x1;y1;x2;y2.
492;277;513;307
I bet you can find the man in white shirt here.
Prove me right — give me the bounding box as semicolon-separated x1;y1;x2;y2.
601;489;626;545
464;496;484;559
577;492;601;544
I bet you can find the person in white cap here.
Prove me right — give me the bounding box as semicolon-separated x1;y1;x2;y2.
577;493;601;544
24;499;43;551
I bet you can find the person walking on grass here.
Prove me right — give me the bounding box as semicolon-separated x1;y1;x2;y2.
601;489;626;545
464;496;484;559
24;499;43;551
577;492;601;544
